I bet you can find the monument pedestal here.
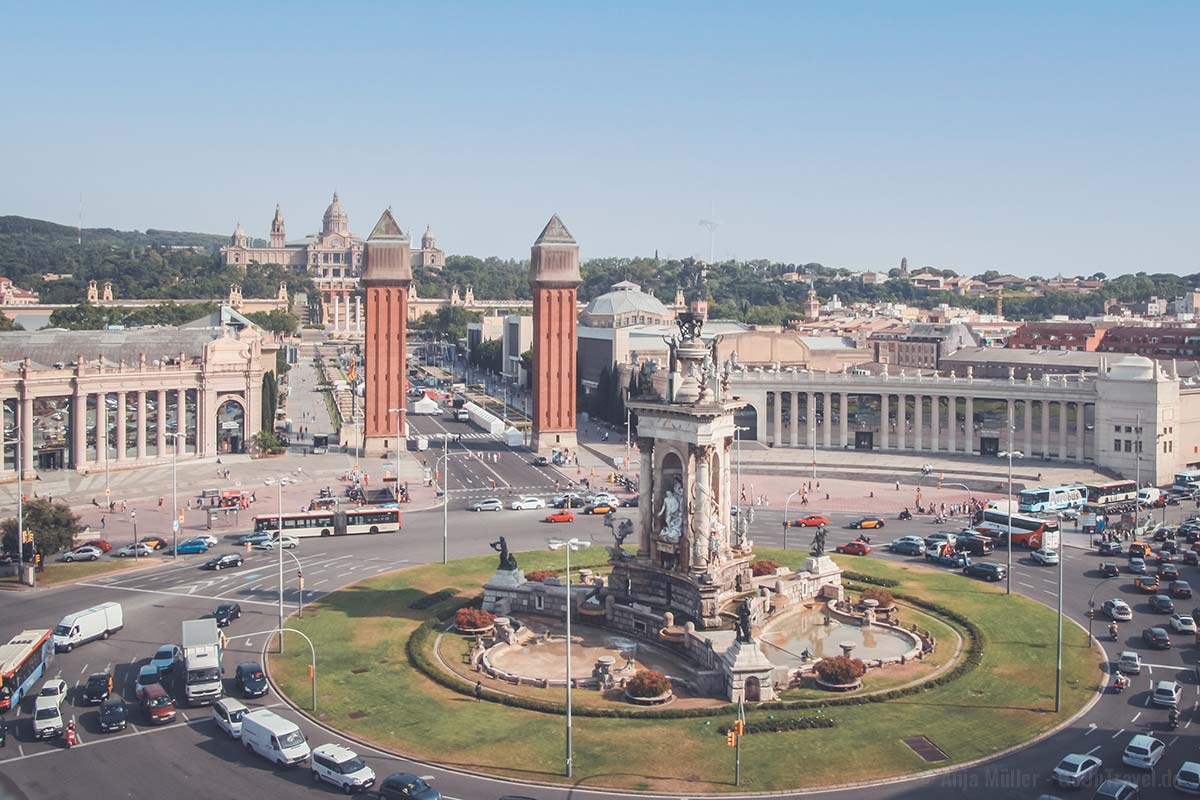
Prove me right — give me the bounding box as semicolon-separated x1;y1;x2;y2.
722;638;777;702
482;568;526;613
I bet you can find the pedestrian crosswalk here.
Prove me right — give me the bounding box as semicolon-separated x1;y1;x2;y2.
404;432;498;441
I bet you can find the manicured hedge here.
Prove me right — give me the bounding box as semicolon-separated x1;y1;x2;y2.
841;571;900;588
720;715;835;734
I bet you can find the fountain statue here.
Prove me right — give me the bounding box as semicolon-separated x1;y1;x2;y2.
490;536;518;571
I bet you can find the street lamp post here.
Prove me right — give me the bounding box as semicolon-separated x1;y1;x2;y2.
131;510;138;557
1133;412;1143;537
782;488;801;551
548;537;590;778
388;408;406;502
170;432;183;559
277;481;284;654
1055;512;1063;713
1007;423;1014;595
811;423;817;483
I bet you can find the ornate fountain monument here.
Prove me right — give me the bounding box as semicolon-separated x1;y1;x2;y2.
480;314;847;702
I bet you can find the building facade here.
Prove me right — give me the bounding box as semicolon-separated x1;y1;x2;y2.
1006;322;1107;352
870;322;978;369
0;315;275;481
1097;326;1200;360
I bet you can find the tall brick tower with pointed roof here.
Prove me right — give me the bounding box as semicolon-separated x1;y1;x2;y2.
529;214;581;453
362;208;412;457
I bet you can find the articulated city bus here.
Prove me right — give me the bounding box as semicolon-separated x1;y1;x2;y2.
252;507;401;538
1173;470;1200;493
1086;481;1138;506
0;629;54;711
1018;485;1087;514
975;509;1060;549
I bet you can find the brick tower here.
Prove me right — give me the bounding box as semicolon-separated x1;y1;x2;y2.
529;214;581;453
362;208;412;457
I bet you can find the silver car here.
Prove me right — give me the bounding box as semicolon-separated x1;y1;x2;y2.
471;498;503;512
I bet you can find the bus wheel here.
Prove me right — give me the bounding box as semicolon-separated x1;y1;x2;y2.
321;529;331;537
369;526;379;534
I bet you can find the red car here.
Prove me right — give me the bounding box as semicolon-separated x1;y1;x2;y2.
835;541;872;556
545;510;575;523
80;539;113;552
791;514;829;527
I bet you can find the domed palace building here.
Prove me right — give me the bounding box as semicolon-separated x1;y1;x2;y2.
220;193;444;333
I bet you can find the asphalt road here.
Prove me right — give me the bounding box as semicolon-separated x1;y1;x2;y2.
4;424;1200;800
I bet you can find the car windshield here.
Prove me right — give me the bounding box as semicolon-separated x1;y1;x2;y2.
408;778;431;793
148;695;172;708
40;685;60;696
337;757;367;773
138;672;157;685
102;702;124;716
278;730;304;748
1182;769;1200;781
228;708;244;722
53;624;70;636
155;648;174;660
35;707;60;720
1128;746;1149;755
88;676;107;688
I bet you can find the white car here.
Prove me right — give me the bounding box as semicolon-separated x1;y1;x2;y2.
255;536;298;550
39;678;69;706
510;496;546;511
1152;680;1182;708
61;546;103;562
999;450;1024;458
310;743;377;793
1051;753;1102;787
1176;761;1200;794
114;543;154;558
588;493;619;506
1117;650;1142;675
1031;548;1059;566
1122;734;1165;769
1171;614;1197;634
471;498;503;512
1060;508;1080;521
32;695;64;739
211;697;248;738
193;535;218;548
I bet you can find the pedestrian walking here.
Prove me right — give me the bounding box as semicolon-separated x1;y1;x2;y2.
158;497;164;509
474;681;483;701
100;516;106;530
895;480;900;492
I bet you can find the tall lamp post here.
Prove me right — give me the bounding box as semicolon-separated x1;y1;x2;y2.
548;537;590;778
432;435;465;564
388;408;406;502
1055;511;1063;713
276;480;284;653
169;432;183;559
782;488;802;551
1133;412;1143;537
734;425;749;521
1006;423;1014;595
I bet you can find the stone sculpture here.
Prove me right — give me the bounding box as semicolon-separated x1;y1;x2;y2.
490;536;518;571
658;479;684;542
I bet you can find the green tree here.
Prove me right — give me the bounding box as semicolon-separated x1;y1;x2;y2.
261;372;277;431
1;499;84;557
245;309;300;336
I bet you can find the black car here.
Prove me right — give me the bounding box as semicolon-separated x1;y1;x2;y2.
379;773;441;800
1185;550;1199;566
1099;562;1121;578
235;662;268;698
1171;581;1193;599
97;697;128;732
963;562;1006;582
1160;564;1181;581
957;535;995;557
203;553;243;571
555;496;585;509
1162;540;1179;555
213;602;242;627
619;496;639;508
81;672;112;704
1154;528;1172;542
1143;626;1172;649
1156;549;1175;564
1149;594;1175;613
532;456;549;467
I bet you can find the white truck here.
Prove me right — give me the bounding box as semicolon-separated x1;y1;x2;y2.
181;619;223;706
52;602;123;652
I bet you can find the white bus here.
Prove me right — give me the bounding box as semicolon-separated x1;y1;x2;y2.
252;508;401;538
1173;470;1200;492
1018;485;1086;514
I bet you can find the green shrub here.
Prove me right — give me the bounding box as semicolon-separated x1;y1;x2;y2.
841;571;899;588
409;588;456;610
721;715;835;734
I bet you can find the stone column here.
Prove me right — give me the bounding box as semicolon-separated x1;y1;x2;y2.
789;392;799;447
823;394;832;447
691;447;712;573
1059;402;1069;459
637;438;654;555
96;392;108;463
20;391;34;479
175;389;186;452
1024;399;1034;456
947;396;956;453
1040;400;1051;459
897;393;907;450
773;392;782;448
914;395;924;450
156;389;167;457
930;396;939;452
880;393;890;449
964;396;974;454
71;384;86;468
136;391;147;460
115;391;126;460
202;388;218;457
838;392;848;448
1076;402;1086;461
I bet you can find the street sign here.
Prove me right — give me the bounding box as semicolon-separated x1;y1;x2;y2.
172;521;179;532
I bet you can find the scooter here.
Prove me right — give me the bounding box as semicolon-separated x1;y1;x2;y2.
1169;710;1181;729
856;534;872;545
898;511;913;521
1113;676;1128;694
1109;625;1120;642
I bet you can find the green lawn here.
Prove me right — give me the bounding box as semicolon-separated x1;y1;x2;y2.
271;547;1101;793
0;557;144;588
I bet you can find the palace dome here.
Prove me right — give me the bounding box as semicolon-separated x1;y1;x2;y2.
322;192;349;235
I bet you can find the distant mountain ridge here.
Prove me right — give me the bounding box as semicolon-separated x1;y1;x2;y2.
0;214;235;249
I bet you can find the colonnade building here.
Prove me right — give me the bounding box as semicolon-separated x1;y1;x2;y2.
0;309;275;480
730;354;1197;485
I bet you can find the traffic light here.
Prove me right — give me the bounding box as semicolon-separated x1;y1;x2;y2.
1088;609;1095;620
726;731;736;748
734;720;745;735
782;521;791;529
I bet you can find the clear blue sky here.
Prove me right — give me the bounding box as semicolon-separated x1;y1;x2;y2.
3;3;1197;276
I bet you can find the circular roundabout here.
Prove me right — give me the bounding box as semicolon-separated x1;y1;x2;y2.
268;547;1102;794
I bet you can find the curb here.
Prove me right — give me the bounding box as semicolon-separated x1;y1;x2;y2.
264;579;1109;799
0;556;172;593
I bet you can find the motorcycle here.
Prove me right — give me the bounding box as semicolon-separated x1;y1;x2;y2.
64;721;77;748
855;534;872;545
898;510;913;521
1113;676;1129;694
1170;710;1181;729
1109;624;1119;642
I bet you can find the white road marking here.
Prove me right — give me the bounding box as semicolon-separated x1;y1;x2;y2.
79;664;88;675
1084;723;1097;736
1132;712;1142;723
1112;728;1126;739
1086;745;1101;755
75;582;281;608
313;579;329;587
1019;581;1035;589
1170;735;1180;746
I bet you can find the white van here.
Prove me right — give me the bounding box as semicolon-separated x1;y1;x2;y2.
211;697;248;738
1138;487;1163;507
415;437;429;452
239;709;310;767
53;602;123;652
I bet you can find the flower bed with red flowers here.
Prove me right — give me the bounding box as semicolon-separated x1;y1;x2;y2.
455;607;496;631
